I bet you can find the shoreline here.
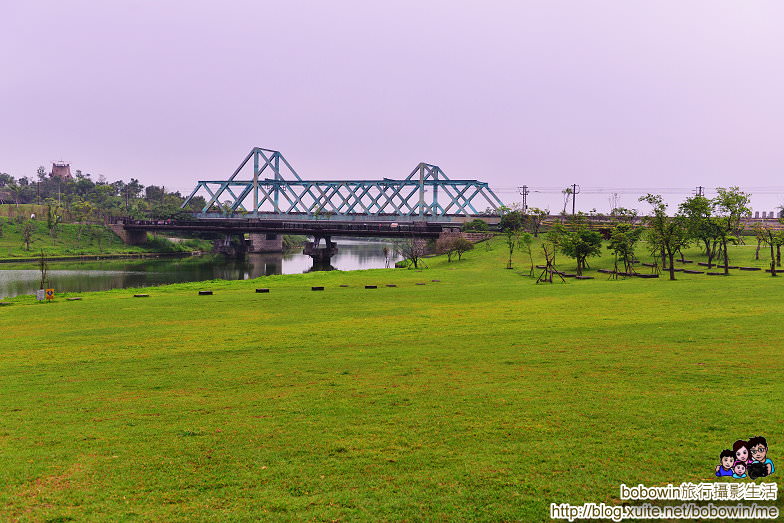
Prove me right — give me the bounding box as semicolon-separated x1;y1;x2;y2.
0;251;204;264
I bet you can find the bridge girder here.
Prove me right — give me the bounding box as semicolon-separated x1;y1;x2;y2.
182;148;505;218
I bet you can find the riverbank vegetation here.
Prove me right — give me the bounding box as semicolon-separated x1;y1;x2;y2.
282;234;307;251
0;217;211;260
1;234;782;520
0;168;204;221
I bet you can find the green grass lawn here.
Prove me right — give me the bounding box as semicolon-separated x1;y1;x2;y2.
0;217;210;261
0;237;782;520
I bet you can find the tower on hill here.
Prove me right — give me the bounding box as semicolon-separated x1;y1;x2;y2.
51;161;72;179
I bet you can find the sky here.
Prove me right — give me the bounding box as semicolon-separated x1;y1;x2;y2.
2;1;783;214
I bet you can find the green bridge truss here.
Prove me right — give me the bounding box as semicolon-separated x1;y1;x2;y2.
182;147;505;218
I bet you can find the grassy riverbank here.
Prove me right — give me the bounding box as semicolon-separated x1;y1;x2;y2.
1;237;782;520
0;217;211;260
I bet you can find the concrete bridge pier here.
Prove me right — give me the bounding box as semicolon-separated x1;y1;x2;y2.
249;233;283;253
303;235;338;265
109;224;148;245
213;233;248;258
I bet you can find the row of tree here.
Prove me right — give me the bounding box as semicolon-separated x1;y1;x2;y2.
0;168;206;222
499;187;784;280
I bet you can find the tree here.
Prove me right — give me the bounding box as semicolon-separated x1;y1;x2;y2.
759;224;780;277
679;195;721;267
71;198;96;244
561;187;573;215
608;223;643;276
552;219;603;276
712;187;751;275
46;200;63;238
88;184;122;220
74;172;95;197
126;199;150;220
145;185;167;203
453;237;474;260
609;207;638;224
752;222;765;261
639;194;690;280
21;220;35;250
436;235;458;262
396;236;428;269
500;209;525;269
219;201;234;218
126;178;144;199
528;207;548;237
537;232;564;284
518;232;534;276
183;195;207;213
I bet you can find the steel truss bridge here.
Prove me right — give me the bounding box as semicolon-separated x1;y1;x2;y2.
181;147;504;220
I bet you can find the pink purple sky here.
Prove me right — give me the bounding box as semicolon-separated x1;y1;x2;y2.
2;1;783;213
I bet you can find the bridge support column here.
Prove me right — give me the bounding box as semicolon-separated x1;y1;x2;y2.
249;233;284;253
213;233;248;258
108;224;148;245
303;235;338;267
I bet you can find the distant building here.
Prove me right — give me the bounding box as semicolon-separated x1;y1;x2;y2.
50;161;72;179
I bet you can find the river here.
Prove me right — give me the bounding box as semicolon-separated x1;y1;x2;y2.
0;239;401;299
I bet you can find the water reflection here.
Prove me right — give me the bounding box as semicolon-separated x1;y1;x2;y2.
0;239;400;298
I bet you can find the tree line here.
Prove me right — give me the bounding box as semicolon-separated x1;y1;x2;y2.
0;167;207;222
497;187;784;280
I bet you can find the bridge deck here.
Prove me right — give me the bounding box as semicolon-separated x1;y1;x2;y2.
122;218;453;238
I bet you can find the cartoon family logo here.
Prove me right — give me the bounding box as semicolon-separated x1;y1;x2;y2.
715;436;775;479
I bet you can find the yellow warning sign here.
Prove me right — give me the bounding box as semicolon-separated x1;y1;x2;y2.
45;289;54;300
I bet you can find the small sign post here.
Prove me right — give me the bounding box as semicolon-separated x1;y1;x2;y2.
36;289;45;301
45;289;54;301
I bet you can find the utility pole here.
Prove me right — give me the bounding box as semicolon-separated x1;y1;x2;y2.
609;192;619;212
571;184;581;215
518;185;529;212
696;186;705;197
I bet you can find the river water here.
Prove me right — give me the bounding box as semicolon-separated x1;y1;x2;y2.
0;239;400;299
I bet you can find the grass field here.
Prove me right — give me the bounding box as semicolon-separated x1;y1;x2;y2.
0;217;210;260
0;237;782;520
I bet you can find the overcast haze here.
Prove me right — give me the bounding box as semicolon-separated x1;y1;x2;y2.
2;1;783;213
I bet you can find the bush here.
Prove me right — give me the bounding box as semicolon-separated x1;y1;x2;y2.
462;219;489;232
